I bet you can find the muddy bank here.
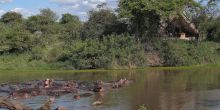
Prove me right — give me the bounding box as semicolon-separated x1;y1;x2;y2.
0;78;133;110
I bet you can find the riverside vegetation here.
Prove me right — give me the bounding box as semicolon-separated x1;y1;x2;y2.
0;0;220;70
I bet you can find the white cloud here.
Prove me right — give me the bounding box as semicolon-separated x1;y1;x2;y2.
10;8;33;18
82;1;88;5
1;0;117;21
0;9;5;13
50;0;106;4
86;3;97;8
0;0;12;4
50;0;107;8
11;8;23;13
71;4;80;9
50;0;79;4
49;0;118;21
78;11;87;15
77;11;88;21
0;9;5;16
90;0;106;3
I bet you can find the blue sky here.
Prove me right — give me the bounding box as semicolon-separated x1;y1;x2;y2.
0;0;118;21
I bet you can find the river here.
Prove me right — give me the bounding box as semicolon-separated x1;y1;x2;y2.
0;66;220;110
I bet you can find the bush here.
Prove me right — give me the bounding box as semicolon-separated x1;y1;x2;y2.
200;16;220;42
159;40;220;66
58;39;109;69
103;34;147;68
0;53;61;70
0;24;34;54
58;34;147;69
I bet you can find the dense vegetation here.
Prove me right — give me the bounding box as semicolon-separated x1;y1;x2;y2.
154;40;220;66
0;1;220;70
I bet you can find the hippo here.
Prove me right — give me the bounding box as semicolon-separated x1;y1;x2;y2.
9;88;41;99
93;80;104;92
43;78;54;88
112;78;133;89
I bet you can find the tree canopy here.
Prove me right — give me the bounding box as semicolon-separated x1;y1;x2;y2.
118;0;203;41
0;12;23;24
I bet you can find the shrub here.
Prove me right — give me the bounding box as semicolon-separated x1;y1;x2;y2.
0;24;34;54
0;53;61;70
103;34;147;68
200;16;220;42
58;34;147;69
159;40;220;66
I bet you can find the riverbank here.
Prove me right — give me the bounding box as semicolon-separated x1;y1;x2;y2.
0;40;219;71
147;40;220;66
0;63;220;74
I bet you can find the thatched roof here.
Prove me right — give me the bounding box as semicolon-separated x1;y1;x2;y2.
170;14;199;38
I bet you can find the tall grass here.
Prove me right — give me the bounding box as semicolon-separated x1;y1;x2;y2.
157;40;220;66
0;53;62;70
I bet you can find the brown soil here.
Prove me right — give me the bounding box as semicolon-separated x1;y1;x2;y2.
146;51;163;67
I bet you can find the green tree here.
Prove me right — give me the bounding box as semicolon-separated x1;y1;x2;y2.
203;16;220;41
118;0;201;41
60;13;80;24
60;13;82;41
39;8;58;23
199;0;220;17
0;23;34;53
82;8;118;39
192;0;220;40
25;15;44;33
0;12;22;24
25;9;59;34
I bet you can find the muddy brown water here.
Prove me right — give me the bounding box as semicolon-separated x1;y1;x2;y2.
0;67;220;110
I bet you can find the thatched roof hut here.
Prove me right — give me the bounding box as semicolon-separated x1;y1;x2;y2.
169;13;199;40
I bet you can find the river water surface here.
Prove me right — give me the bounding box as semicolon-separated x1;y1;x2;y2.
0;67;220;110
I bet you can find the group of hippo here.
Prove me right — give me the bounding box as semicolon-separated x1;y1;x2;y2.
0;78;133;110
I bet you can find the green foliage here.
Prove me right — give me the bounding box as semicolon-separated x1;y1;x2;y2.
39;8;58;22
59;34;146;69
0;23;34;53
118;0;202;40
119;0;161;39
159;40;220;66
103;34;147;68
25;15;44;33
60;13;82;41
0;53;62;70
59;39;109;69
0;6;219;70
0;12;22;24
60;13;80;24
25;8;59;34
201;16;220;41
82;9;120;39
